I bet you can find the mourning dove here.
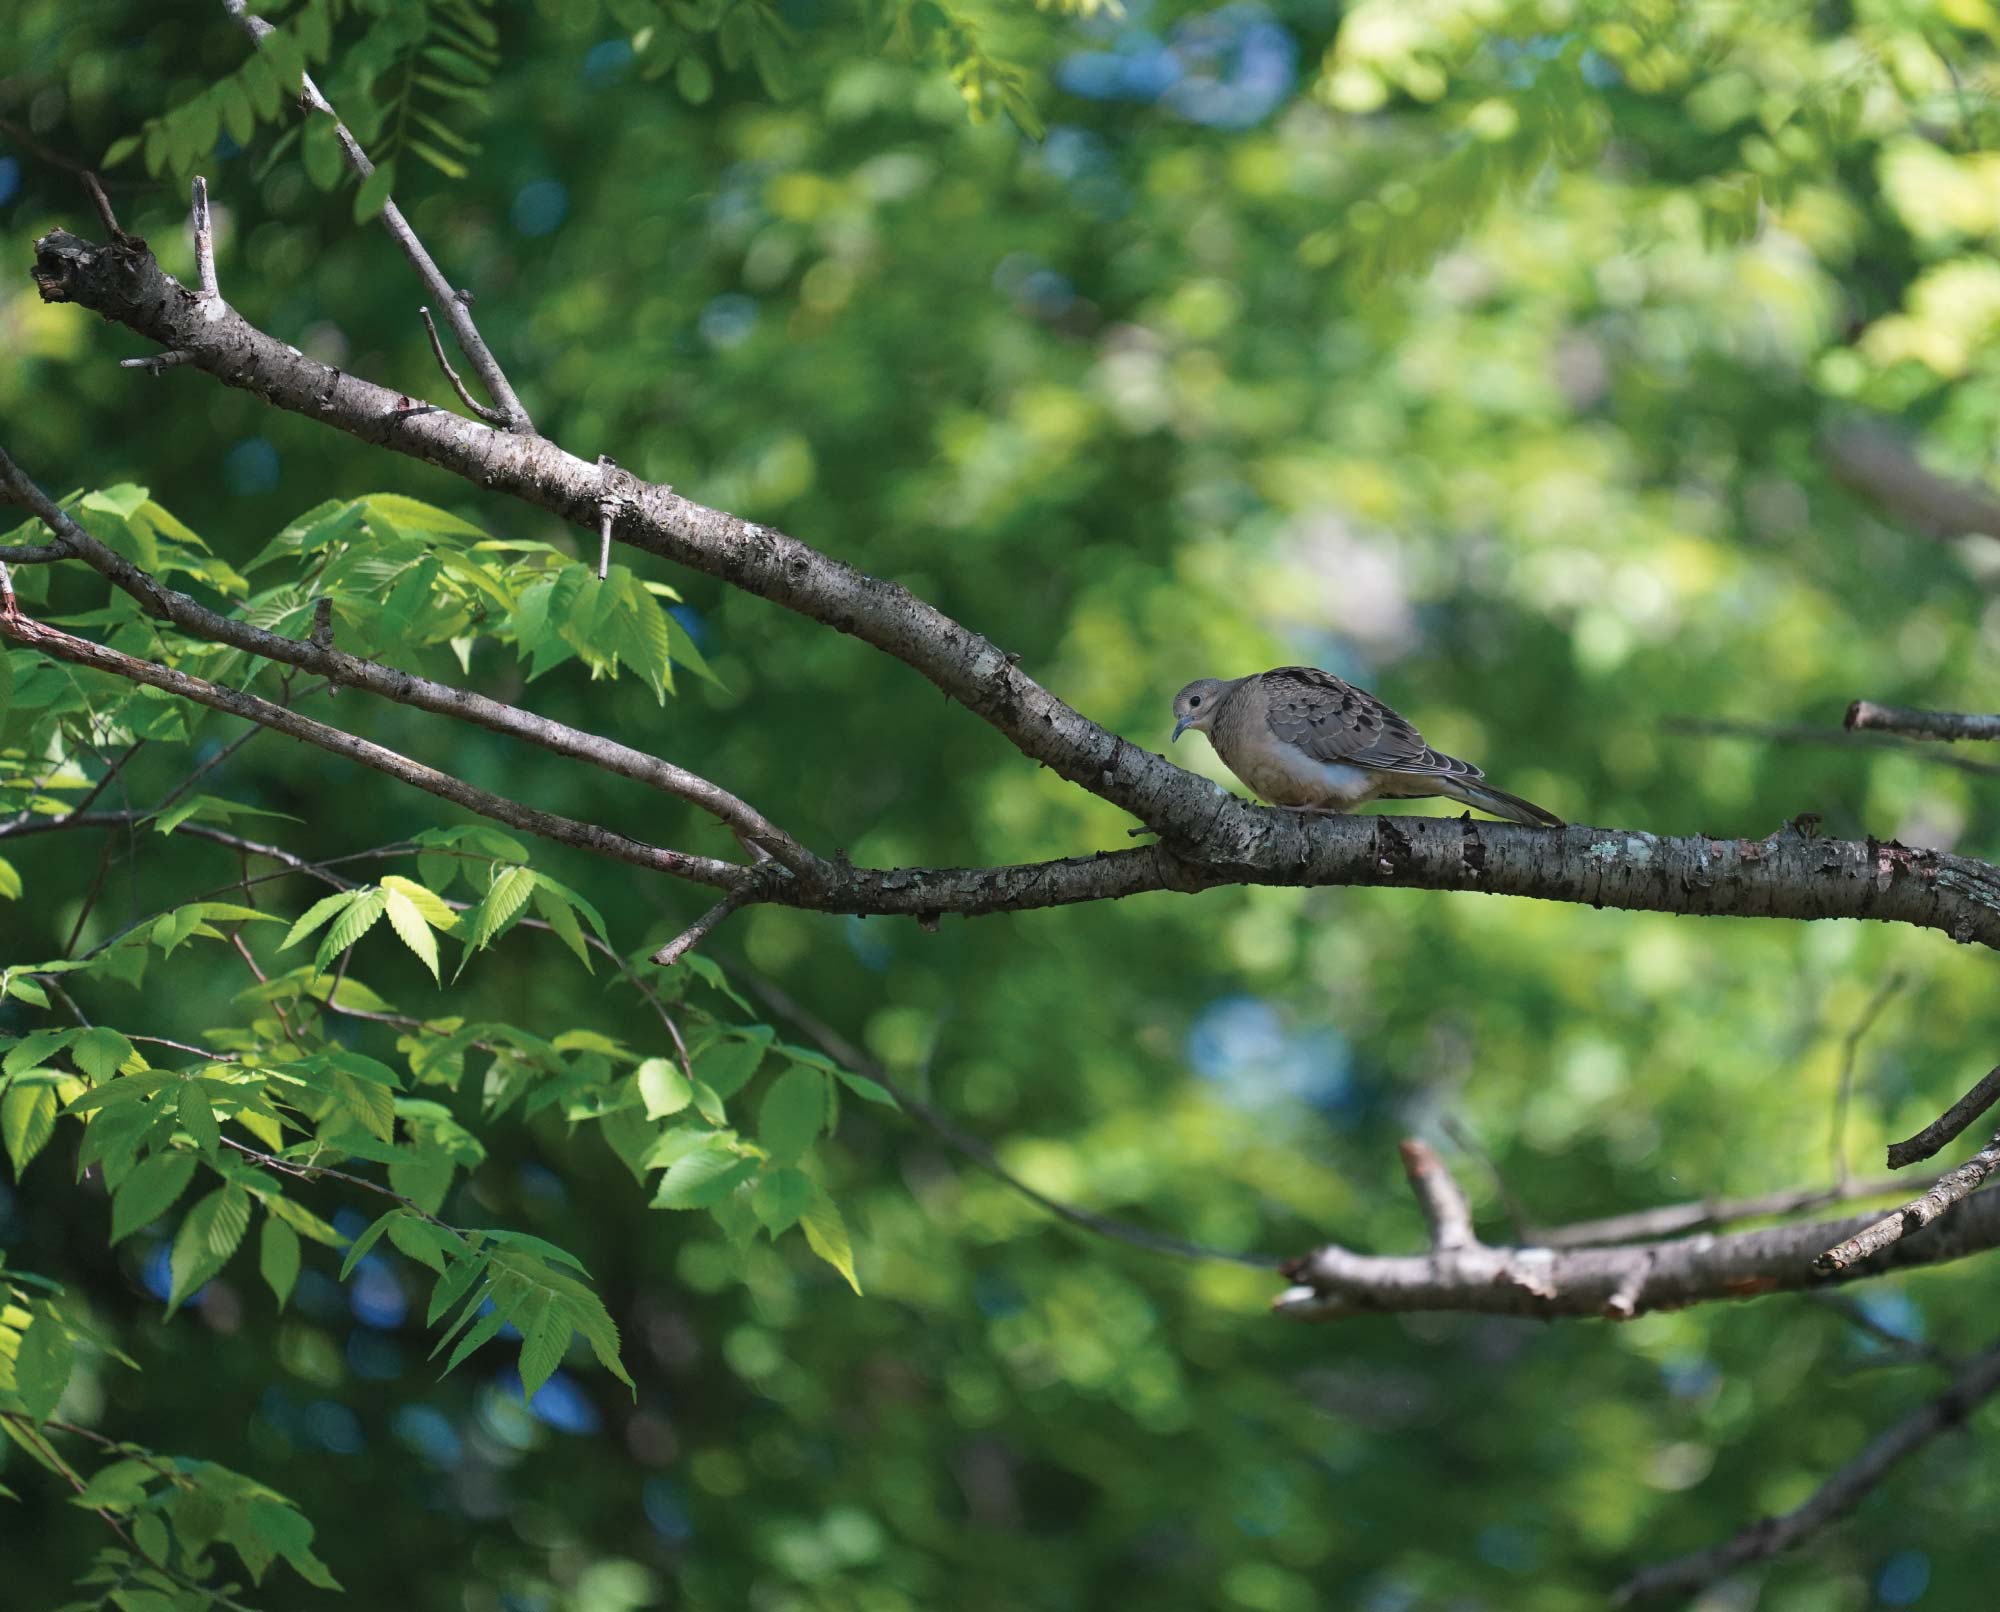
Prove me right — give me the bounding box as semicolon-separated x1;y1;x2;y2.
1171;666;1562;827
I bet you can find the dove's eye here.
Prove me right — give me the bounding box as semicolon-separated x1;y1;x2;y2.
1188;695;1202;708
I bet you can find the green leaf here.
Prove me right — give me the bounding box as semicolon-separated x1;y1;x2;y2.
2;1082;60;1178
0;856;19;900
360;494;486;538
651;1138;746;1208
531;885;592;970
354;157;398;224
636;1057;691;1119
383;886;441;982
281;889;358;952
14;1304;75;1420
101;133;142;169
833;1067;899;1107
515;1291;569;1401
111;1151;198;1243
698;1036;764;1099
316;887;387;969
380;874;458;931
259;1212;302;1309
751;1167;814;1236
70;1027;135;1083
4;1028;79;1079
178;1081;221;1156
800;1189;861;1294
167;1184;251;1311
460;864;537;961
339;1208;401;1280
759;1067;825;1164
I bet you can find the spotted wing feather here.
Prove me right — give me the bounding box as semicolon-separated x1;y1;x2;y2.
1257;667;1483;787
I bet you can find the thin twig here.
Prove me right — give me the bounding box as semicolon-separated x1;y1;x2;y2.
221;0;533;432
1667;714;2000;778
1889;1064;2000;1169
117;351;192;374
1831;972;1907;1185
190;176;218;302
651;886;757;966
1398;1139;1477;1251
1616;1333;2000;1603
596;455;618;580
1845;701;2000;743
418;306;508;425
1533;1173;1938;1249
1814;1128;2000;1273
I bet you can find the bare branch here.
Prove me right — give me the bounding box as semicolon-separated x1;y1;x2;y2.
1814;1129;2000;1273
220;1;533;432
1832;972;1906;1184
418;305;509;426
1533;1172;1941;1248
650;885;757;966
29;232;2000;936
117;350;194;375
1617;1334;2000;1603
1276;1167;2000;1322
190;176;218;302
1398;1139;1477;1251
1819;418;2000;540
1667;714;2000;778
1889;1064;2000;1169
1845;701;2000;743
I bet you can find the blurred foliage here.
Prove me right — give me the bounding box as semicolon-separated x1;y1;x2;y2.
8;0;2000;1607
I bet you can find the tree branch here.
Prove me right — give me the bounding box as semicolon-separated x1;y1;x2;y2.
220;1;533;431
1845;701;2000;743
1889;1064;2000;1169
28;230;2000;940
0;600;742;890
1275;1148;2000;1322
1617;1333;2000;1603
0;442;818;875
1813;1129;2000;1273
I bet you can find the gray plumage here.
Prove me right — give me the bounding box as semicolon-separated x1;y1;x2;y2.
1170;666;1562;828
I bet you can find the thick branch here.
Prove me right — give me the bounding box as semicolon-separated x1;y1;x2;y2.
1275;1179;2000;1322
30;230;2000;937
1845;701;2000;743
1617;1335;2000;1603
1820;419;2000;540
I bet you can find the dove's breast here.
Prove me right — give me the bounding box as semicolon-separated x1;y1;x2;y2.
1210;730;1380;810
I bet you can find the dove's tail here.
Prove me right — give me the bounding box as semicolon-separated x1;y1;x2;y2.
1430;775;1564;828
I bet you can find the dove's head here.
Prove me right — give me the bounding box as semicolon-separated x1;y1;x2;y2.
1171;678;1230;742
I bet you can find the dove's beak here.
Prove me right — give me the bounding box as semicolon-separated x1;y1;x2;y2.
1170;716;1190;742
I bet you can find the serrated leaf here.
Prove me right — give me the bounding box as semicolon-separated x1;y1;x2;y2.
259;1213;300;1309
70;1028;135;1083
380;874;458;931
759;1067;825;1164
2;1082;60;1177
751;1167;813;1236
383;887;441;982
338;1209;400;1280
14;1305;75;1420
316;887;387;969
800;1189;860;1294
515;1290;568;1401
111;1151;198;1243
531;885;592;971
178;1081;221;1156
281;889;357;952
460;864;536;962
167;1184;251;1311
834;1067;898;1106
637;1057;691;1119
651;1139;744;1208
698;1037;764;1099
5;1028;79;1079
0;857;19;900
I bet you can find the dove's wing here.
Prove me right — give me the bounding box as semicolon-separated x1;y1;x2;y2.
1257;667;1484;784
